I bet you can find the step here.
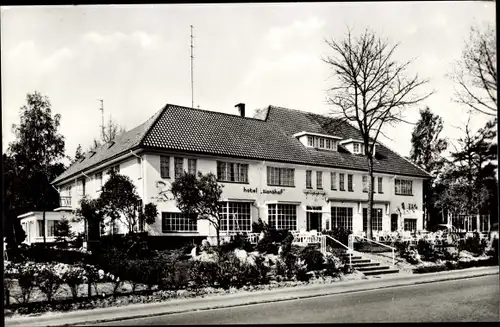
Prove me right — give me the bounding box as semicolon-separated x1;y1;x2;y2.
362;269;400;276
351;259;371;264
351;262;380;268
356;265;391;272
341;255;362;260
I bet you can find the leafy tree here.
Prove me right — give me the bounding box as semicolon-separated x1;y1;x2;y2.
323;28;433;239
409;107;448;228
450;23;496;116
170;172;224;247
98;170;158;234
75;196;106;253
4;91;66;256
72;144;85;164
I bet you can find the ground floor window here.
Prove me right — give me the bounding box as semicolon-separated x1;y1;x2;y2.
331;207;353;231
268;204;297;230
220;202;252;232
47;220;57;237
37;220;44;237
363;208;383;232
404;218;417;232
162;212;197;232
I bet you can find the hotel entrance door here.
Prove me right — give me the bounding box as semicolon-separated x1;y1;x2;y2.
306;206;322;231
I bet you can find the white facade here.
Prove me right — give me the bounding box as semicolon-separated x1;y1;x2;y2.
18;211;84;245
55;149;425;238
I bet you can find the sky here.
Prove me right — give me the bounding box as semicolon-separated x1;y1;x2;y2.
1;2;496;164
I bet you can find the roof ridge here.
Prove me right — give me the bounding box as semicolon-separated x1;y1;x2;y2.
166;103;270;122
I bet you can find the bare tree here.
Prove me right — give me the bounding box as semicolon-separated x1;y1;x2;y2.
450;23;496;116
88;116;126;151
323;28;433;239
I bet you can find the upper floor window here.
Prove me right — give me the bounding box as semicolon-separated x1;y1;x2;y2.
188;159;197;175
331;172;337;190
307;136;314;146
316;171;323;190
306;170;312;189
378;177;383;193
174;157;184;179
347;174;353;192
217;161;249;183
353;143;360;153
267;167;295;187
362;175;368;193
160;156;170;178
395;178;413;196
339;173;345;191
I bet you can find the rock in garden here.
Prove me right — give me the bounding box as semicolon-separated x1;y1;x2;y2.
234;249;248;262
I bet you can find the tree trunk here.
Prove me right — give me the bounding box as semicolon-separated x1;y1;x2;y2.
216;225;220;248
367;158;374;240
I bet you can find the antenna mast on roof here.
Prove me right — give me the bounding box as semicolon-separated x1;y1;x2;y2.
190;25;195;108
99;100;104;140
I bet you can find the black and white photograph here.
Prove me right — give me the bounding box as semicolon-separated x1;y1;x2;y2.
2;2;498;325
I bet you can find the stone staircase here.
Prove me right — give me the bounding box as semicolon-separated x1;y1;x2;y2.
341;252;399;277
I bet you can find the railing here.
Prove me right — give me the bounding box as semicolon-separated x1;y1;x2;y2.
349;234;396;266
59;196;71;207
324;234;352;269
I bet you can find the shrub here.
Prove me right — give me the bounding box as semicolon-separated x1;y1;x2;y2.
6;262;38;304
189;260;219;289
417;239;439;262
36;263;65;302
323;253;343;277
299;246;324;271
160;260;193;290
26;245;90;265
486;238;498;263
458;234;488;256
220;233;254;253
252;218;267;234
63;265;87;300
280;232;294;257
256;235;278;255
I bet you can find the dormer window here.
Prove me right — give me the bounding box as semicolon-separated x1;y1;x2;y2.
340;139;376;156
293;131;342;152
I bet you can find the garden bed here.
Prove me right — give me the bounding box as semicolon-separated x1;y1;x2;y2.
4;271;365;317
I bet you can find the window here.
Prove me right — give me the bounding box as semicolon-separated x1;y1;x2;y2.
319;138;325;148
268;204;297;230
347;174;353;191
395;179;413;195
316;171;323;189
326;139;331;149
362;175;368;193
220;202;251;232
38;220;44;237
217;161;249;183
378;177;383;193
111;221;119;235
162;212;197;232
331;172;337;190
331;207;353;231
363;208;383;232
47;221;56;237
353;143;360;153
339;173;345;191
307;136;314;146
188;159;197;175
160;156;170;178
306;170;312;189
96;172;103;190
404;218;417;232
267;167;295;187
174;157;184;179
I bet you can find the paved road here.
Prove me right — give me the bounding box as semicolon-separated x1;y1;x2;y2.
87;275;499;324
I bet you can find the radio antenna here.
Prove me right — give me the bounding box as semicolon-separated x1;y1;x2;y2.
190;25;194;108
99;100;104;140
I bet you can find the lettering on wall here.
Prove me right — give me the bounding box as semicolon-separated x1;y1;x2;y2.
397;202;418;214
303;189;328;202
242;187;285;195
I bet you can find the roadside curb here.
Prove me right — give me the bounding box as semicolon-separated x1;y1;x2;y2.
5;266;499;327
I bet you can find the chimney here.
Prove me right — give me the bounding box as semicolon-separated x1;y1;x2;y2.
235;103;245;117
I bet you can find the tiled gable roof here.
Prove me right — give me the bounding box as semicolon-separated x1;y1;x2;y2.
52;109;163;184
54;103;430;184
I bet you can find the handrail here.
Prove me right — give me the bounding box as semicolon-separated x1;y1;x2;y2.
349;234;396;266
324;234;352;269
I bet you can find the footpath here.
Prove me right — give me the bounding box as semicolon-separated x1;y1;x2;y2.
5;266;499;327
